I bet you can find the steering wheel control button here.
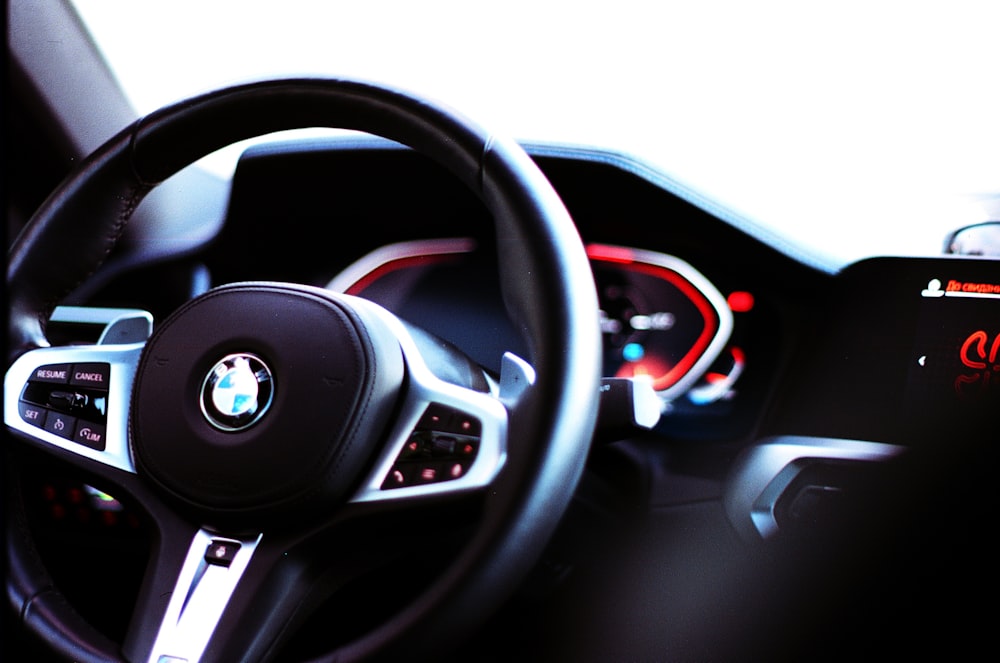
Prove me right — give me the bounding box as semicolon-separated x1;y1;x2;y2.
18;401;47;427
48;390;89;410
30;364;72;384
205;540;241;567
43;412;77;440
68;363;111;389
200;353;274;432
74;422;107;450
382;404;481;490
384;466;413;488
19;363;111;446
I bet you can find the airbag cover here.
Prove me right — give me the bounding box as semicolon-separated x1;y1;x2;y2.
130;283;403;526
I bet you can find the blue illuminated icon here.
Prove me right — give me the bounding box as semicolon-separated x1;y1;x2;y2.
623;343;645;362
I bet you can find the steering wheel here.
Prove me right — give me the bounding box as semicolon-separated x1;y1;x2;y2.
5;78;602;662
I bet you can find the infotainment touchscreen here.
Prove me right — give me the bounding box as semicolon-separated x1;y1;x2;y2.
765;256;997;446
904;271;999;437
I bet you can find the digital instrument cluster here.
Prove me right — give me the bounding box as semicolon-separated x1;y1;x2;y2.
328;239;746;412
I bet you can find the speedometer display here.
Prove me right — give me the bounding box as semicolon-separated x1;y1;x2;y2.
587;244;733;400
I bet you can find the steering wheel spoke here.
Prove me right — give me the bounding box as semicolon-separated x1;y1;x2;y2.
350;302;515;504
122;527;261;663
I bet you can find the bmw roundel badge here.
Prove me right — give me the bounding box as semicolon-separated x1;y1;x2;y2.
200;353;274;432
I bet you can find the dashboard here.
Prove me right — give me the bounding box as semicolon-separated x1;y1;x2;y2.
64;138;997;489
141;139;808;450
14;136;999;660
36;136;1000;521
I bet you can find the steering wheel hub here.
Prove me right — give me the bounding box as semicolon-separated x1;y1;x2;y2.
130;282;405;527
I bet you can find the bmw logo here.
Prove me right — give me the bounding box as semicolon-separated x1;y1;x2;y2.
200;353;274;432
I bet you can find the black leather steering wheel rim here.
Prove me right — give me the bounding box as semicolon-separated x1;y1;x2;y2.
6;77;602;662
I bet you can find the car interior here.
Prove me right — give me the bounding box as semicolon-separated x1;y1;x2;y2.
6;2;999;661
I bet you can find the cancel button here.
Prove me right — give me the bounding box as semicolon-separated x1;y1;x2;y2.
70;363;110;389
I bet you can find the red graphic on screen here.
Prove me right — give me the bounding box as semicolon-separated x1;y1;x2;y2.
955;330;1000;394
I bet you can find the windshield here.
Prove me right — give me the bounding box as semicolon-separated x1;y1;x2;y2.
70;0;1000;269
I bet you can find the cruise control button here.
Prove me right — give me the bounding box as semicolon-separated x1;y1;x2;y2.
74;422;107;450
32;364;71;384
49;390;89;411
18;401;47;427
69;363;110;389
44;412;77;440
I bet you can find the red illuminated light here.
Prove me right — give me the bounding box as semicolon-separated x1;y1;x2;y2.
727;291;755;313
585;244;636;264
954;329;1000;395
616;356;674;388
960;330;999;370
703;347;745;386
345;254;452;295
